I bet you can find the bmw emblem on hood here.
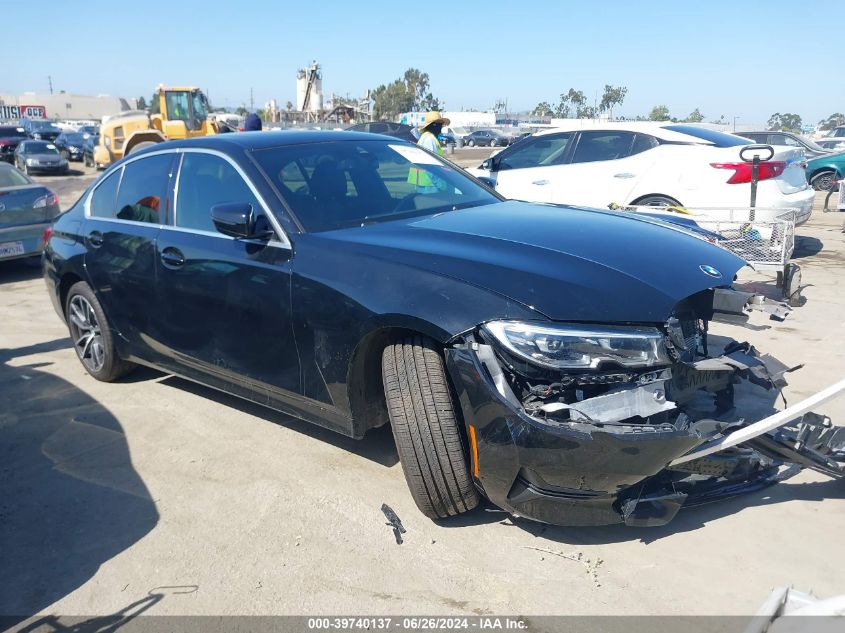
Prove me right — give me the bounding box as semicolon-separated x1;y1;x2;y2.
700;265;722;278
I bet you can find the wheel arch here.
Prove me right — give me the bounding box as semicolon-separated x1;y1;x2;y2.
629;193;683;207
124;131;167;155
808;166;837;180
346;318;453;439
58;271;85;318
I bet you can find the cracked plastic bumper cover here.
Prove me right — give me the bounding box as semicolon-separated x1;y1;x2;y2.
444;345;845;528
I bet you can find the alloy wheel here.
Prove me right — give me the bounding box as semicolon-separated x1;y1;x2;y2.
68;295;106;372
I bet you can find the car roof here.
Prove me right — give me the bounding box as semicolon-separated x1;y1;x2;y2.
533;121;731;143
134;130;405;154
740;130;797;136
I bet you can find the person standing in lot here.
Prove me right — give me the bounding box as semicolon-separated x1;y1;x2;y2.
408;111;450;193
244;112;262;132
416;111;449;156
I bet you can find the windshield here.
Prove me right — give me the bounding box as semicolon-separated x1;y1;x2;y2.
663;124;750;147
24;142;59;154
63;133;85;144
31;121;59;132
252;139;499;232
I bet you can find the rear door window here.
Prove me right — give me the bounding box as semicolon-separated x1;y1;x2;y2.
497;133;573;170
570;131;636;164
630;133;659;156
89;168;122;218
114;153;174;224
175;152;264;233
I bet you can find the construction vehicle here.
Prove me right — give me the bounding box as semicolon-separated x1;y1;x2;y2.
93;86;220;168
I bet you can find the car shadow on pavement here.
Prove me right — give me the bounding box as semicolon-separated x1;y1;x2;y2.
0;259;43;284
0;340;159;627
156;374;401;468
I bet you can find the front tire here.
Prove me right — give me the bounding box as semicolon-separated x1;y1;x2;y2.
65;281;135;382
467;139;475;147
382;336;479;519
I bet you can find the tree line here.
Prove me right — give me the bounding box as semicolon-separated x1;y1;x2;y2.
531;85;628;120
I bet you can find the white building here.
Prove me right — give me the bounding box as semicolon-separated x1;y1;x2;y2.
0;92;136;120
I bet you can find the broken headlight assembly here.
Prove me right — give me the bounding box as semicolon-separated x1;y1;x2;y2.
481;321;670;371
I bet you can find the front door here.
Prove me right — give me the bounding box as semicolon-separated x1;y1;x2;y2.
487;131;574;202
153;150;300;405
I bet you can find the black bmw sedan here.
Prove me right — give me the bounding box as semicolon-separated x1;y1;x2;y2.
43;132;844;527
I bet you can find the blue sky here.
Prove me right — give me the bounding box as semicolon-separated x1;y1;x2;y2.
6;0;842;126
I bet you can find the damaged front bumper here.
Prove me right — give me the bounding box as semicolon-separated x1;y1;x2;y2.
444;290;845;528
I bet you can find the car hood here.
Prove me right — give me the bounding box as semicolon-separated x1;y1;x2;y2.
320;201;746;323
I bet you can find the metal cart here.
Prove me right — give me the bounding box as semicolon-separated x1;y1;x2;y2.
617;205;802;306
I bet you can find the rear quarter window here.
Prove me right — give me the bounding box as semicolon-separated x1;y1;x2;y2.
89;169;122;218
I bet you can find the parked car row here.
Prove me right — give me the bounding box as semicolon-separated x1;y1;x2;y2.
461;129;513;147
467;122;816;223
0;162;61;265
0;125;28;164
14;141;69;175
736;131;831;158
39;131;844;529
18;118;63;142
53;132;89;162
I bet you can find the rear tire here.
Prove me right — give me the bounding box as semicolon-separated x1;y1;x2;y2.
634;195;682;207
65;281;135;382
382;336;479;519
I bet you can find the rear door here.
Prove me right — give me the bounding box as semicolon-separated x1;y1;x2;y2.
83;152;175;359
153;150;299;404
547;131;657;207
486;131;574;202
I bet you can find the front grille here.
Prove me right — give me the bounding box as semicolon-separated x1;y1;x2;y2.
667;316;700;362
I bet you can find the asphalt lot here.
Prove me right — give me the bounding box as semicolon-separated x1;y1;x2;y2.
1;158;843;624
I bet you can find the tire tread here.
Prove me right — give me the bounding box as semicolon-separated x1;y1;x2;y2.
382;336;479;519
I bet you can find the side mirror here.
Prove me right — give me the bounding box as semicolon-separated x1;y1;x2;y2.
476;176;496;189
480;158;493;171
211;203;272;240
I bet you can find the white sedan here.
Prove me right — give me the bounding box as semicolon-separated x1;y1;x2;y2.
466;123;815;225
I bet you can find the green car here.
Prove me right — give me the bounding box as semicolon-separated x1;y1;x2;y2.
806;151;845;190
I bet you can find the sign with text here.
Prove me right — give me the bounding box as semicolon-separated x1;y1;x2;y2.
0;104;48;119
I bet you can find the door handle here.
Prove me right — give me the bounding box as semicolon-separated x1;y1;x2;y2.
614;173;636;179
531;179;549;186
87;230;104;248
160;246;185;268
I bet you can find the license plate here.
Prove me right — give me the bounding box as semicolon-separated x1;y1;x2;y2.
0;241;25;257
